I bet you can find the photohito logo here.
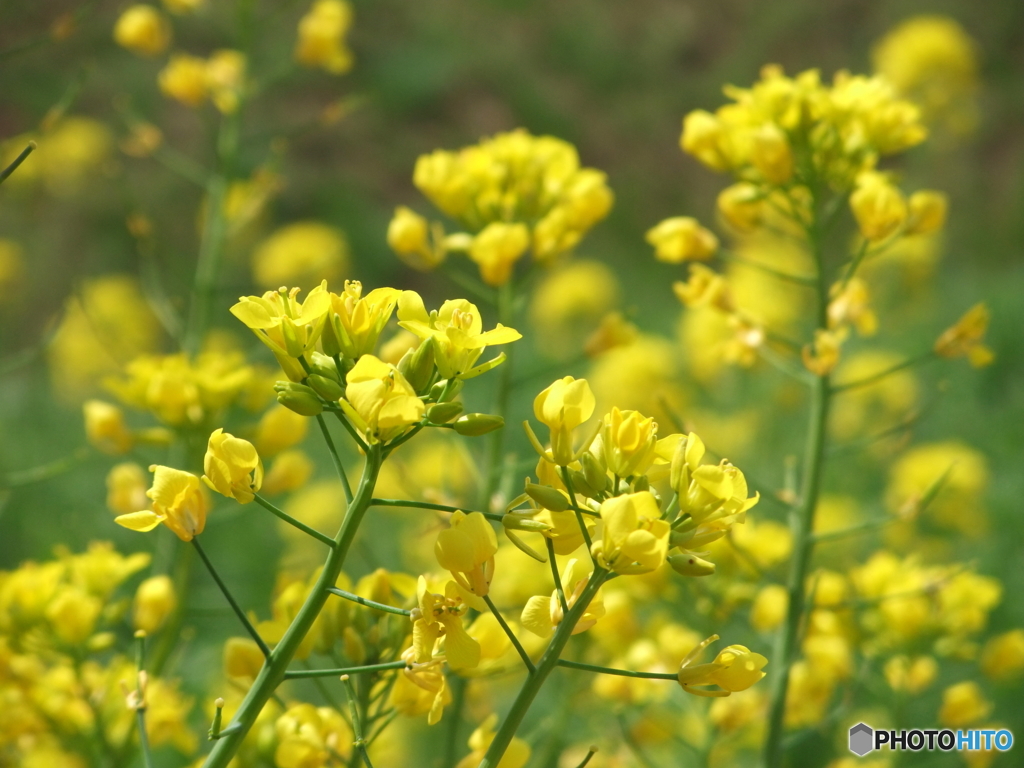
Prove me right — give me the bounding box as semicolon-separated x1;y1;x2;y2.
848;723;1014;756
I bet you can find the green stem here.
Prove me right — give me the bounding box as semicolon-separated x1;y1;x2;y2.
481;280;515;506
546;537;569;615
370;497;503;522
284;660;408;679
192;538;270;657
830;352;935;393
0;142;35;185
718;248;816;286
556;659;678;680
326;588;411;617
478;569;607;768
136;709;154;768
254;493;334;547
482;594;535;673
201;448;383;768
559;467;594;552
342;674;375;768
318;414;353;502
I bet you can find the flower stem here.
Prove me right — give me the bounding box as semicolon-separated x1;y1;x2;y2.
136;709;154;768
370;497;503;522
556;659;678;680
483;594;536;673
342;674;375;768
478;569;607;768
0;141;35;185
202;447;383;768
192;537;270;657
254;494;335;547
559;467;594;552
284;660;408;680
326;588;411;617
318;414;353;503
546;537;569;615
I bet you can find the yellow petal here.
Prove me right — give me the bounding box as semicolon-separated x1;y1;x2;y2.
521;595;555;638
115;510;165;532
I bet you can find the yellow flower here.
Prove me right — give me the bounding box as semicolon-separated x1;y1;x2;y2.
592;491;670;574
387;206;442;271
521;558;605;638
749;123;793;184
397;292;521;380
295;0;354;74
980;630;1024;681
717;182;764;233
934;303;994;367
750;584;788;632
133;575;176;634
906;190;948;235
251;222;349;291
646;217;718;263
390;658;451;725
113;5;171;56
206;49;246;114
531;376;596;466
680;110;730;171
731;519;792;568
230;283;332;381
676;636;768;696
802;328;845;376
850;173;907;242
202;429;263;503
529;259;620;357
827;278;877;336
455;714;530;768
884;655;937;694
673;264;733;312
83;400;133;454
45;586;103;644
435;511;498;599
340;354;424;443
468;222;530;287
321;281;400;360
593;407;659;478
106;462;149;515
274;703;352;768
938;681;991;727
158;53;209;107
261;450;314;496
114;465;210;541
410;577;480;671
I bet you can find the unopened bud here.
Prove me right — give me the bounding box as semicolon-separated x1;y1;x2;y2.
524;482;570;512
568;469;597;499
306;374;344;401
580;452;609;492
87;632;117;652
452;414;504;436
426;401;463;424
502;512;552;532
668;553;716;577
400;338;435;394
274;382;323;416
631;475;650;493
343;626;366;664
429;378;463;401
309;352;343;382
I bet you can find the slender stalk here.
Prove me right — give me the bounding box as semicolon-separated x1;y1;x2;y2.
478;569;608;768
371;497;503;522
254;494;334;547
0;142;36;185
326;587;411;617
546;537;569;615
136;709;154;768
483;594;535;673
718;248;816;286
192;538;270;657
830;352;934;393
559;468;594;552
202;448;383;768
342;675;374;768
482;280;515;505
284;660;408;680
318;414;353;502
556;659;678;680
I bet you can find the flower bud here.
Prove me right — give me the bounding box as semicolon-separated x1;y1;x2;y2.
306;373;344;401
717;182;763;233
426;401;463;424
568;469;598;499
133;575;177;634
668;553;716;577
114;5;171;57
308;352;343;382
749;123;793;185
343;625;367;664
202;428;263;503
850;174;907;242
524;483;570;512
429;378;463;402
905;190;948;236
274;381;323;416
646;217;718;263
84;400;134;455
400;337;436;395
502;512;552;533
580;451;609;492
452;414;504;436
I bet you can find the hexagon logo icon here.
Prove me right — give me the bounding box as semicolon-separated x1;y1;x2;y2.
849;722;874;756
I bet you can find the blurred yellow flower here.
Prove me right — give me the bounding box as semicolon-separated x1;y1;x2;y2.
251;222;349;291
905;190;948;235
261;449;314;496
254;404;309;457
529;259;619;356
717;182;764;233
850;173;907;242
206;49;246;113
158;53;209;107
295;0;354;74
455;714;530;768
934;303;994;367
274;703;352;768
980;630;1024;681
83;400;133;454
387;206;441;271
938;681;991;727
114;465;210;541
113;5;171;56
133;575;176;634
750;584;788;632
886;440;988;533
162;0;204;12
106;462;150;515
468;221;530;287
647;216;718;263
884;655;937;694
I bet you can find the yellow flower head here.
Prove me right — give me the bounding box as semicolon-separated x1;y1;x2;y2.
340;355;424;443
252;222;349;291
106;462;150;515
455;714;531;768
274;703;352;768
410;576;480;671
938;681;991;728
884;654;938;694
387;206;442;271
668;432;759;527
158;53;209;107
411;129;612;261
468;222;530;287
717;182;764;233
592;407;660;479
521;558;605;638
202;428;264;503
673;263;733;312
980;630;1024;681
592;491;670;575
850;172;907;242
647;217;719;263
206;49;246;114
230;282;332;381
133;575;177;634
532;376;596;466
676;635;768;697
828;278;877;336
321;281;400;360
802;328;846;376
435;511;498;599
397;292;521;380
115;465;210;541
83;400;133;454
295;0;354;75
113;5;171;56
934;303;994;367
906;190;948;235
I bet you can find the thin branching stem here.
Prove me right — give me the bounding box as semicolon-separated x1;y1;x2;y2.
556;659;678;680
254;494;334;547
326;588;411;617
283;661;408;680
317;414;353;502
483;594;536;674
191;538;270;657
370;497;503;522
559;467;595;553
546;537;569;615
0;142;35;184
